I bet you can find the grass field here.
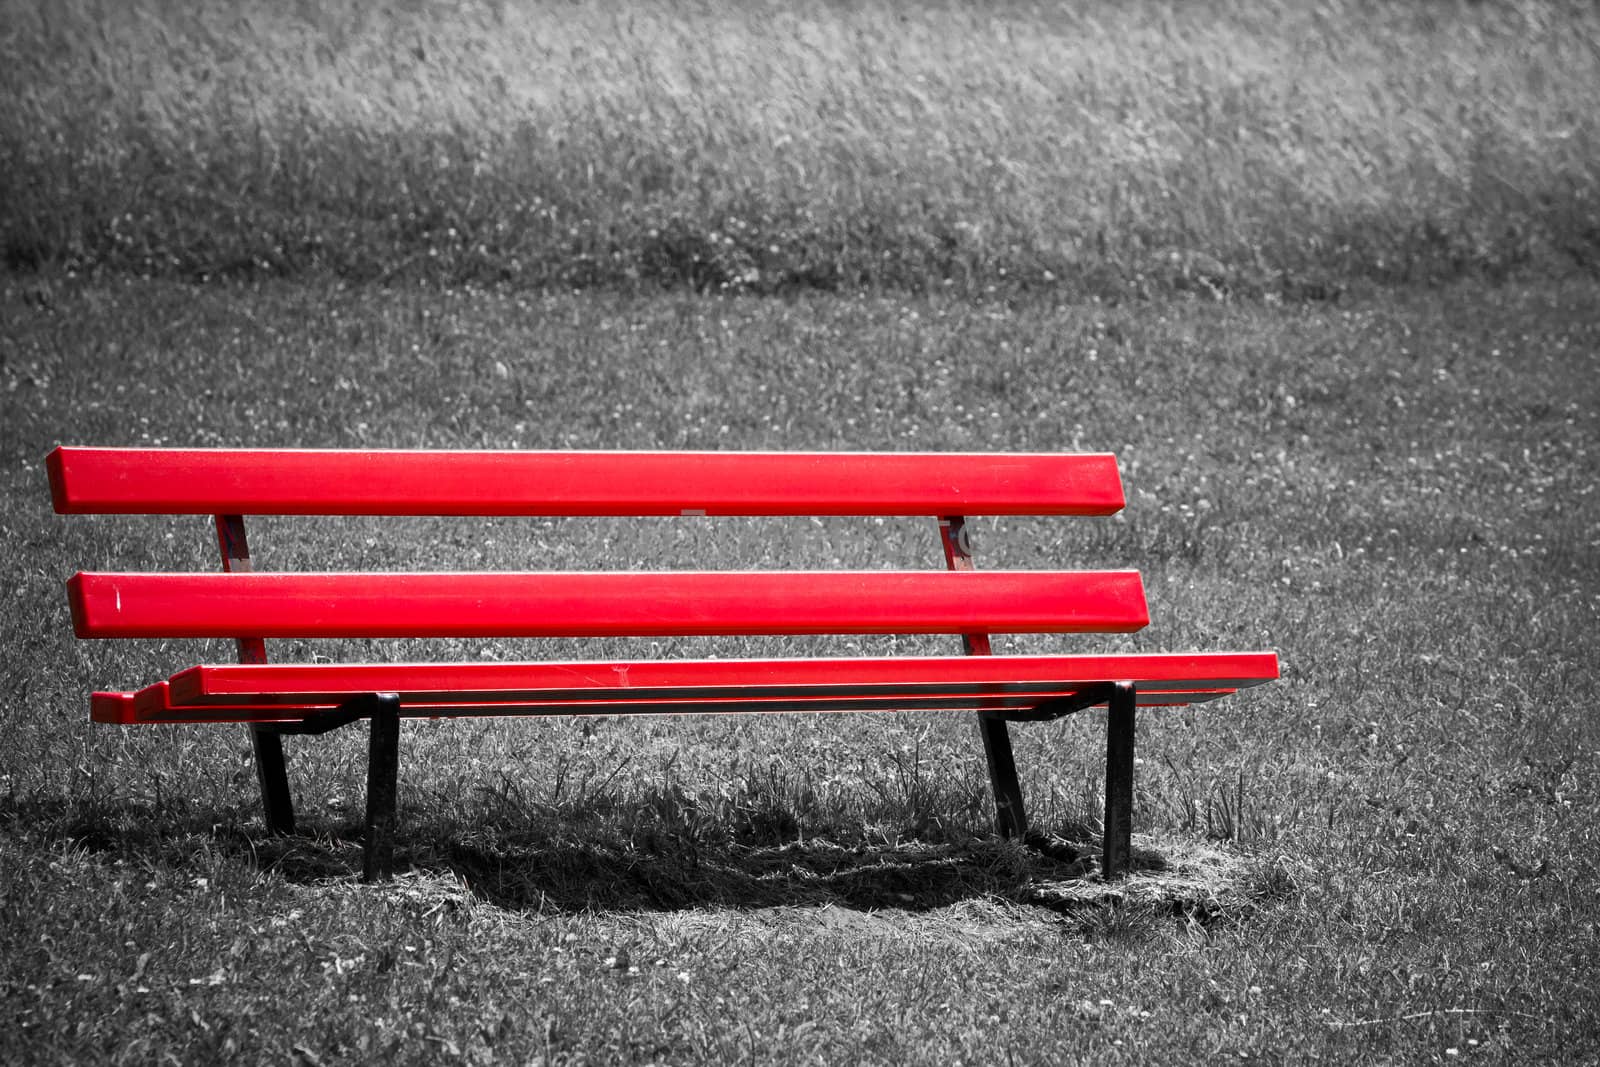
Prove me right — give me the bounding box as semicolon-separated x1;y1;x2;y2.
4;0;1600;1062
4;0;1599;294
3;274;1597;1062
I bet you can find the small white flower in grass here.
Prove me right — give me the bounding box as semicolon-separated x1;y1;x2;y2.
676;971;692;984
1446;1049;1459;1057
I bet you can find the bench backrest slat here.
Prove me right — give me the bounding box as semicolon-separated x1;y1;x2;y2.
47;448;1124;517
69;570;1149;639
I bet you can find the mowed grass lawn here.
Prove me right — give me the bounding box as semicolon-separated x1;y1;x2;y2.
1;274;1596;1062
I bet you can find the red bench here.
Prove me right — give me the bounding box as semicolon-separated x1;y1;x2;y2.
50;447;1278;882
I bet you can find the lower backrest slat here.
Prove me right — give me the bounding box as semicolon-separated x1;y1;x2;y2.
69;570;1149;639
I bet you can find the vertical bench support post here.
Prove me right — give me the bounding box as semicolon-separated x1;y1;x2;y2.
214;513;295;835
249;726;294;837
977;713;1027;840
938;515;1027;840
363;693;402;883
1102;681;1137;880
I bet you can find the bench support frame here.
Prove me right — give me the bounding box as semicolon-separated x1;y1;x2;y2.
217;503;1146;883
237;692;404;881
362;694;402;882
940;514;1139;878
1103;682;1137;880
223;681;1143;883
994;679;1139;879
976;712;1027;840
215;513;297;835
249;727;295;835
938;515;1033;841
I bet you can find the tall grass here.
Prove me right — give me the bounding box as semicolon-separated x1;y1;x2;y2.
4;0;1598;293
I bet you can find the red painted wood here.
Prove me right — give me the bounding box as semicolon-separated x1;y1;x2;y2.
69;569;1150;639
90;692;138;724
168;651;1278;706
46;448;1124;517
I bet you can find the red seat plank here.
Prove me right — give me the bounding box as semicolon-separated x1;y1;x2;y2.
137;690;1231;724
108;665;1257;725
114;694;1232;725
90;692;138;725
47;448;1124;517
127;680;1058;722
170;652;1279;706
69;570;1149;639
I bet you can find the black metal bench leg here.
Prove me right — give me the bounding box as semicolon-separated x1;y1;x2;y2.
363;694;402;883
1103;682;1136;880
978;712;1028;840
250;725;295;835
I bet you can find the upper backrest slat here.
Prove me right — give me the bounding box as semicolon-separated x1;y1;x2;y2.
47;448;1123;517
68;570;1150;639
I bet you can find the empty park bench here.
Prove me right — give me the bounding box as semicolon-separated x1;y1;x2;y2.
50;447;1278;882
